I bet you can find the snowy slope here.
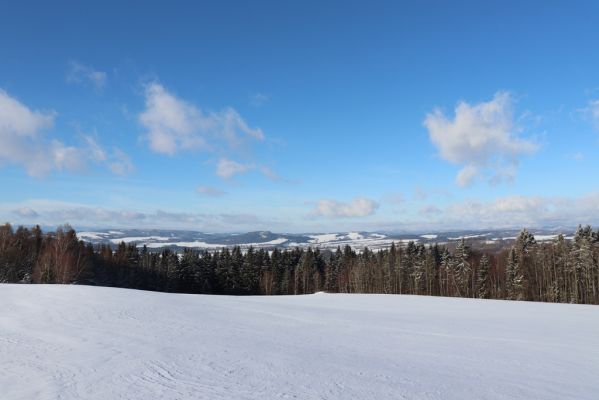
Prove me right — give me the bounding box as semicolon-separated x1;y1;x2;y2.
1;285;598;400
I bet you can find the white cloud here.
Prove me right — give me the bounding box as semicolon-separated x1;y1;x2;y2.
197;185;227;197
139;83;264;155
0;91;54;134
0;89;86;176
424;92;538;187
67;61;107;91
310;197;379;218
216;158;254;179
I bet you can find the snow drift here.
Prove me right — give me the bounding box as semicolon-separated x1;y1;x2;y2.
1;285;597;399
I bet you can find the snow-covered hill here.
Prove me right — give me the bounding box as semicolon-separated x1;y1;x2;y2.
1;285;597;399
75;228;578;251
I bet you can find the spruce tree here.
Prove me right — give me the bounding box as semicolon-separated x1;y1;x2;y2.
454;239;471;297
506;248;524;300
477;254;490;299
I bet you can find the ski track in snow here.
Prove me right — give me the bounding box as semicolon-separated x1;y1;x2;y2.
1;285;598;400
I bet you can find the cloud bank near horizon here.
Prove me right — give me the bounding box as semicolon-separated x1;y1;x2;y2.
4;192;599;233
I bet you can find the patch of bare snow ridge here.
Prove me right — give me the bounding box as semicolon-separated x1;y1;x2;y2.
308;233;340;243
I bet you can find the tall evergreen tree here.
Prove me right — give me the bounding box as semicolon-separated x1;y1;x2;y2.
454;239;471;297
477;254;490;299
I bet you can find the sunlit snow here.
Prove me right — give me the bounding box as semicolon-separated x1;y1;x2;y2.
2;285;597;400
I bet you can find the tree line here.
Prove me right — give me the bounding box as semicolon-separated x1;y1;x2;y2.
1;223;598;304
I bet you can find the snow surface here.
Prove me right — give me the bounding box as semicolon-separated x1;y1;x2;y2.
257;237;288;245
142;241;225;249
448;233;491;240
141;237;288;249
77;231;108;240
369;233;387;239
304;233;403;252
346;232;363;240
110;236;172;244
420;234;438;239
1;285;598;400
532;234;566;241
308;233;340;243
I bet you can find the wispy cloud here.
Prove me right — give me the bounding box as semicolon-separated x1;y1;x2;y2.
215;158;254;179
413;186;428;201
419;204;442;215
567;152;584;161
258;166;300;183
213;160;292;182
197;185;227;197
0;89;133;178
67;61;107;91
12;207;39;218
381;193;404;205
250;92;270;107
581;99;599;132
259;166;280;181
2;200;286;232
424;92;538;187
83;135;107;161
309;197;379;218
590;99;599;123
82;135;134;176
108;148;135;176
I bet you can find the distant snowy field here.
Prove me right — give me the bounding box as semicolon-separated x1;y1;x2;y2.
1;285;598;400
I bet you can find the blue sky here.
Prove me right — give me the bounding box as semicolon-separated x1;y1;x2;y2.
1;1;599;233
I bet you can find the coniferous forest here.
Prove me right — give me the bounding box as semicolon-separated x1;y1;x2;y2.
1;223;598;305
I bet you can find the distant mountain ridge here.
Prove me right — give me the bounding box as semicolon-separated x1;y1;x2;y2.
76;228;577;251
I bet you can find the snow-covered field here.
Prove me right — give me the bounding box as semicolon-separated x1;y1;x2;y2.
1;285;598;400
